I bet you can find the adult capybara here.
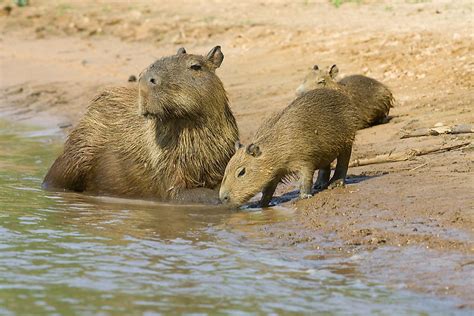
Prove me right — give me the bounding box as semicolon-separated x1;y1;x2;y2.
219;88;357;208
296;64;394;129
43;46;239;201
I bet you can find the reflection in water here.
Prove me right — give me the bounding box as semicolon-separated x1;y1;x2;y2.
48;192;230;241
0;119;466;314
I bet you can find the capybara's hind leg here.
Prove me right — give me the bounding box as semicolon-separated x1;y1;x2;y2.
299;166;315;199
329;145;352;189
42;155;87;192
314;165;331;190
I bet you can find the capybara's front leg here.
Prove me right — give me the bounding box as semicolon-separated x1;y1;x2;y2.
260;179;279;208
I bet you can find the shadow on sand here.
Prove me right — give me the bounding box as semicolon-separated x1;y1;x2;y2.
244;172;388;208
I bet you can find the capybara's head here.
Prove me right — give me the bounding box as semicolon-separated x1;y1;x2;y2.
138;46;227;120
295;64;339;97
219;142;273;207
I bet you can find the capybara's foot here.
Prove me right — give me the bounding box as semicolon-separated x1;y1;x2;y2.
314;180;329;191
259;201;271;208
299;192;313;199
328;179;345;189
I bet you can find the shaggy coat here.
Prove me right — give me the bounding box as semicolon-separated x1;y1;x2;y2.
43;47;239;200
220;88;357;207
296;65;394;129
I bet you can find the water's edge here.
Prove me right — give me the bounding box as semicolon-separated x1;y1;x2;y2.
0;119;469;315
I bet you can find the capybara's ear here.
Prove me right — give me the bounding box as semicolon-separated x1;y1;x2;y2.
246;143;262;157
206;46;224;68
313;64;319;71
235;141;244;151
177;47;187;55
329;64;339;78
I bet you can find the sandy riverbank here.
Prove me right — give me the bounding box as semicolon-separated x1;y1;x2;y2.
1;0;473;307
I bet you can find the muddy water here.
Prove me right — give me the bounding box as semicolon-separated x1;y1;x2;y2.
0;119;468;315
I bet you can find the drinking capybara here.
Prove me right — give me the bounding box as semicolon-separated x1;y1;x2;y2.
219;88;357;208
43;46;239;201
296;64;394;129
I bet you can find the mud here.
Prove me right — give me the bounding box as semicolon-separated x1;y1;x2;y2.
0;0;473;308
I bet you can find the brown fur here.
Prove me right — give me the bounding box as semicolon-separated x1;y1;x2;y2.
219;88;357;207
43;47;239;200
296;64;395;129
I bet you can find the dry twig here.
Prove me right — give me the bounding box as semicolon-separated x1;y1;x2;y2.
349;142;471;167
401;124;473;139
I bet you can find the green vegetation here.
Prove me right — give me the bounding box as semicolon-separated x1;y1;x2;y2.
330;0;362;8
14;0;28;7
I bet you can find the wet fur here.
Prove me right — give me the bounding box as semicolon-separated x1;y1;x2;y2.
220;88;357;206
43;51;239;200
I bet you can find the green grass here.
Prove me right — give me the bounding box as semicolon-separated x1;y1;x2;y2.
330;0;361;8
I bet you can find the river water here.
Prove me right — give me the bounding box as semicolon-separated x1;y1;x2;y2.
0;119;468;315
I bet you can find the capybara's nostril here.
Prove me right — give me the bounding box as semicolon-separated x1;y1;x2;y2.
220;193;230;204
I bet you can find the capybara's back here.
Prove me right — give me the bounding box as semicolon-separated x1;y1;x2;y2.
43;46;239;200
253;89;356;163
43;86;169;196
339;74;394;127
296;64;394;129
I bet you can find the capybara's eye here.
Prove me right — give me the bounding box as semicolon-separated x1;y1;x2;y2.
318;80;325;85
237;168;246;177
190;64;202;71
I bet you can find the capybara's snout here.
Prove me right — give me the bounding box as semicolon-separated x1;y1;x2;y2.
139;69;161;89
138;69;159;117
219;190;230;204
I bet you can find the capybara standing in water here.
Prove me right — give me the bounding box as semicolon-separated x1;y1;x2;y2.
219;88;357;208
296;64;394;129
43;46;239;201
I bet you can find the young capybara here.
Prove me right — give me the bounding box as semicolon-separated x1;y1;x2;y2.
43;46;239;201
219;88;357;208
296;64;394;129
